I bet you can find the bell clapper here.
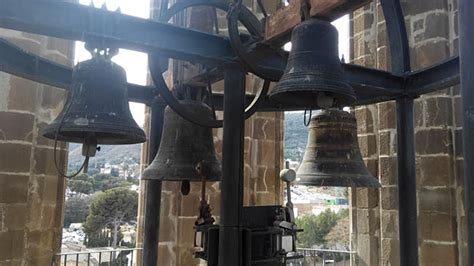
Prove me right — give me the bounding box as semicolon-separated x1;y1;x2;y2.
195;162;215;226
181;180;191;196
80;137;99;174
317;92;335;109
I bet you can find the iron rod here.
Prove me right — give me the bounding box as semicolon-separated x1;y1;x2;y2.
459;0;474;264
0;37;406;108
396;97;418;266
141;104;166;265
218;67;246;266
0;0;232;65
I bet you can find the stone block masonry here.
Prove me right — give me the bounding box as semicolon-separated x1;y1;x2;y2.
351;0;464;265
0;29;74;264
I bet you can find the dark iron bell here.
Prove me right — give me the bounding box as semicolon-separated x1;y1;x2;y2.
142;85;221;182
269;18;356;109
296;109;381;187
43;54;146;145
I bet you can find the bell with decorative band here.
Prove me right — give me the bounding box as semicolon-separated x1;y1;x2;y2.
142;84;221;183
269;18;356;109
296;109;381;187
42;51;146;145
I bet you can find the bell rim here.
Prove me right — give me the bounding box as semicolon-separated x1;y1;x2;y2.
295;174;381;188
141;166;222;182
269;77;356;107
269;90;356;108
42;125;146;145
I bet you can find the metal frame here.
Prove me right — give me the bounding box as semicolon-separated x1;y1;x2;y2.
381;1;418;265
0;0;471;265
459;0;474;264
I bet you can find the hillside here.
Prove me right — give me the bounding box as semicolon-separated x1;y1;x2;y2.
67;112;309;170
68;143;142;171
284;111;309;162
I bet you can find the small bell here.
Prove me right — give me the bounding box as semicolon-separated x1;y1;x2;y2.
269;18;356;109
296;109;381;187
142;84;221;182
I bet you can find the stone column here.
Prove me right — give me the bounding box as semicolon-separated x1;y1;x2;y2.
350;3;381;265
406;1;461;264
0;30;73;264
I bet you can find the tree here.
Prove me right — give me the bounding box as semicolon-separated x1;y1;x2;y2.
122;163;129;179
324;216;350;249
296;209;339;248
68;179;94;194
92;173;131;192
64;195;91;227
83;187;138;248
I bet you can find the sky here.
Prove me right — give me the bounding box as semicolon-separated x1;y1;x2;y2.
76;0;350;125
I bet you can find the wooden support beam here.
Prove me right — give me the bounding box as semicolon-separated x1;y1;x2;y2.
264;0;370;44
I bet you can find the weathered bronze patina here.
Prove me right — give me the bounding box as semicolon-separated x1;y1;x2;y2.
43;52;146;145
296;109;381;187
142;85;221;182
270;18;356;109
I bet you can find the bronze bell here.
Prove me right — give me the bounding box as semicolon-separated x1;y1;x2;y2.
43;54;146;145
269;18;356;109
142;85;221;182
296;109;380;187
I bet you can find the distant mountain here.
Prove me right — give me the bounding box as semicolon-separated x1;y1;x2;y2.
67;112;308;170
284;111;309;163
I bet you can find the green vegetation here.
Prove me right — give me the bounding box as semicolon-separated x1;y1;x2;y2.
296;208;349;249
68;143;141;173
64;195;91;227
284;112;309;162
83;187;138;248
67;173;133;194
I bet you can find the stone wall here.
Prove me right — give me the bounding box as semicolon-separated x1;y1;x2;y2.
0;30;73;264
350;0;464;265
135;1;285;265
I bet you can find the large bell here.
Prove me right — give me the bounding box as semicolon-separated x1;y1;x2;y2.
142;85;221;182
296;109;380;187
269;18;356;109
43;55;146;144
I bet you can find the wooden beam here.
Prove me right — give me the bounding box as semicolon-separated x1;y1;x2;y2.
264;0;370;44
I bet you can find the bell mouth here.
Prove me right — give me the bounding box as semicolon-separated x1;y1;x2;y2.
42;126;146;145
269;90;355;109
269;77;356;108
295;174;381;188
141;162;222;182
